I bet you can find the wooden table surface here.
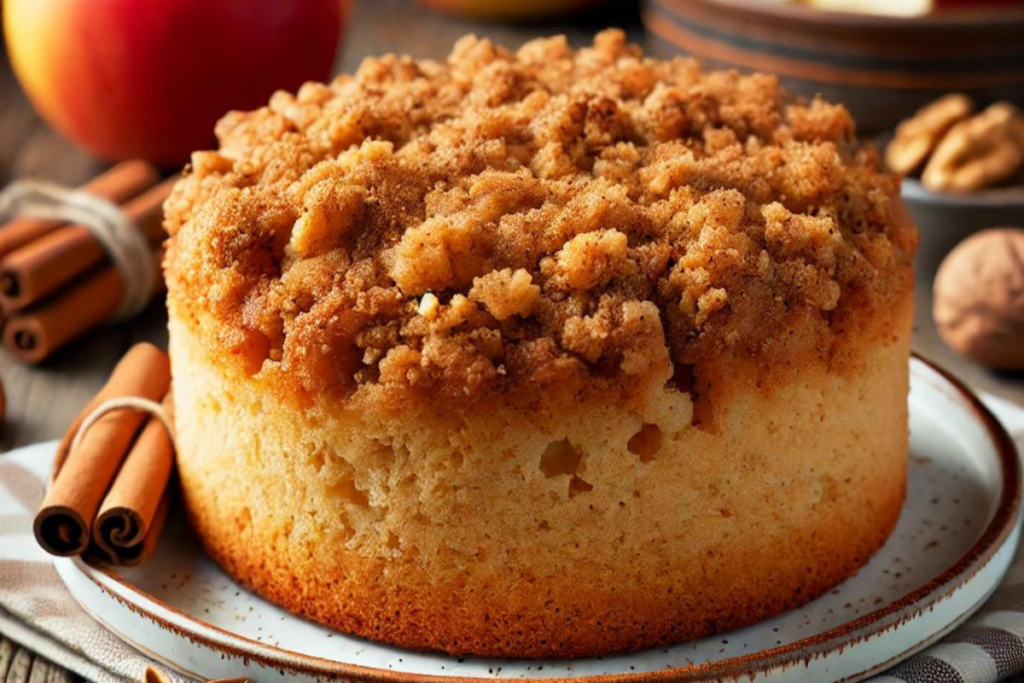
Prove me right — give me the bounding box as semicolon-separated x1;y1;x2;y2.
0;1;1020;682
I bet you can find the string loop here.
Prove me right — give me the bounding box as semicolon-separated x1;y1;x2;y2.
0;179;154;318
68;397;175;456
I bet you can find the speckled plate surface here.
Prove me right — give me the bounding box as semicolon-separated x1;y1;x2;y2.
42;358;1022;683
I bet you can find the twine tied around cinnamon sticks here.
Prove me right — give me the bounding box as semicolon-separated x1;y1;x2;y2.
34;343;176;566
0;177;155;318
0;161;177;363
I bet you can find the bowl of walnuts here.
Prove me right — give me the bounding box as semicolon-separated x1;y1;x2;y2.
885;94;1024;277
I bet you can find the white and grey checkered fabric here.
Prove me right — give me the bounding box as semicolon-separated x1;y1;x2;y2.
873;612;1024;682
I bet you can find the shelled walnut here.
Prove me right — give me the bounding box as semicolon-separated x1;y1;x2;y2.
922;103;1024;193
886;95;1024;193
885;93;972;176
933;228;1024;369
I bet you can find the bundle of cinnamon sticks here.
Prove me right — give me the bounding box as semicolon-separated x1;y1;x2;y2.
0;161;176;363
34;343;175;565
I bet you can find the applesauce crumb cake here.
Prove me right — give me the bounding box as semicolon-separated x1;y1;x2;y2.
164;30;917;658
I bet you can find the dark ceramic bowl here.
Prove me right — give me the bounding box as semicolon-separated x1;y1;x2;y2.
642;0;1024;133
902;179;1024;279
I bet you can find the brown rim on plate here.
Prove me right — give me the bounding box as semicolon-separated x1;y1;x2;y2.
70;355;1021;683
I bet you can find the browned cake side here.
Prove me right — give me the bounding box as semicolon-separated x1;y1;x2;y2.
164;29;917;658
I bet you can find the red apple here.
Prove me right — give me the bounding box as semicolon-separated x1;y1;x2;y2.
4;0;349;166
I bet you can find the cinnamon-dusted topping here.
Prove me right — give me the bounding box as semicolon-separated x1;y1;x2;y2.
164;30;916;408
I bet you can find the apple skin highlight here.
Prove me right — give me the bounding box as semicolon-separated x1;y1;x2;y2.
4;0;349;165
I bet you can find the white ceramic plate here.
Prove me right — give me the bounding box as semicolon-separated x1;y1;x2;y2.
40;358;1022;683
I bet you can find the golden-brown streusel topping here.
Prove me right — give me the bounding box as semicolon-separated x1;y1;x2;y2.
164;30;916;410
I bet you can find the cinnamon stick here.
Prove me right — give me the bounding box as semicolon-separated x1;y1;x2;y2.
33;343;170;557
2;248;163;364
0;177;177;313
0;161;159;260
93;393;174;564
3;268;121;364
98;491;170;567
144;666;249;683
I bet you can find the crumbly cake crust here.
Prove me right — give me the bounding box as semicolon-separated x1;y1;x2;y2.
163;29;916;419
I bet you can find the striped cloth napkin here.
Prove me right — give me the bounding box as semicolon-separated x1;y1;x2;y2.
876;612;1024;683
0;445;193;683
0;393;1021;683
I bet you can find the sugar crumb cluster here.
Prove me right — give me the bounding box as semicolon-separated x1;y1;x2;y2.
164;29;916;404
